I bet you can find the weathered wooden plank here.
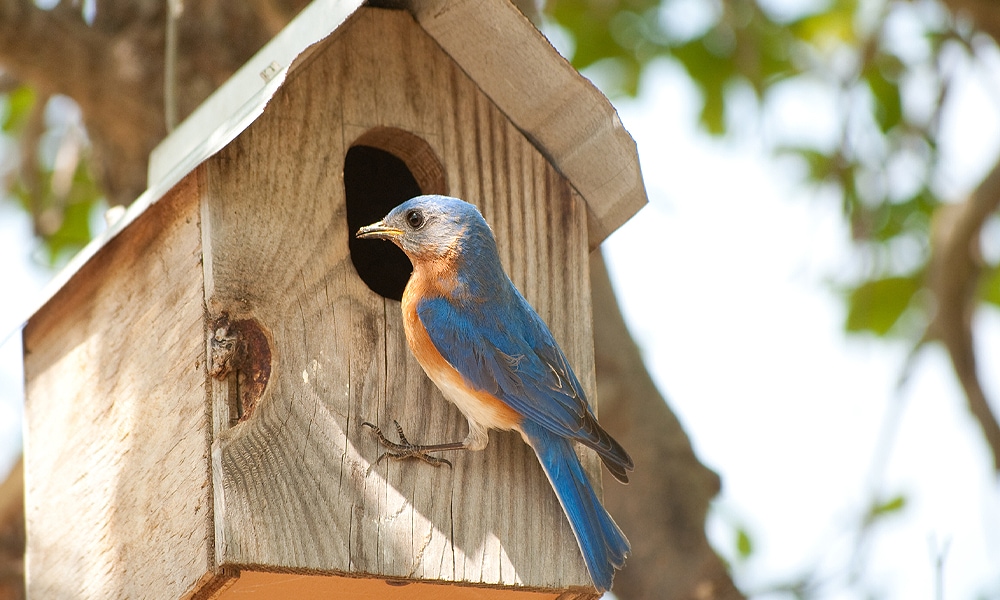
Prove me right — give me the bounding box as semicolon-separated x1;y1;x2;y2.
202;7;599;594
22;174;213;600
338;12;445;146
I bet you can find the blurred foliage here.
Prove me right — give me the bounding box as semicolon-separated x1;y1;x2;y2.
1;86;104;267
545;0;1000;340
544;0;996;595
845;274;923;335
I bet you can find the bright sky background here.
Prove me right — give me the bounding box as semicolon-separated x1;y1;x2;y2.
2;8;1000;600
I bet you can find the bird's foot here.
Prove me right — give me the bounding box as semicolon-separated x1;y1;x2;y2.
362;420;453;468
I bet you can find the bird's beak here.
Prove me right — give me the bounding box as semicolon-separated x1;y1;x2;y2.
356;220;403;241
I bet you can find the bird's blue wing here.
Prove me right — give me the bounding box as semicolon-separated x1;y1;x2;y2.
417;293;585;430
417;292;633;481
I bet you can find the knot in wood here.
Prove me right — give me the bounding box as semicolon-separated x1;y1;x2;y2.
209;313;272;423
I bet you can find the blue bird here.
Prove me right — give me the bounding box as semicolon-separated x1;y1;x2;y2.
357;195;632;592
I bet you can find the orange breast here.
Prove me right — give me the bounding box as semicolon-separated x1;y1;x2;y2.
402;263;521;432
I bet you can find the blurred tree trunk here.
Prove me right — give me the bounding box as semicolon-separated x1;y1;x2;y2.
0;1;739;598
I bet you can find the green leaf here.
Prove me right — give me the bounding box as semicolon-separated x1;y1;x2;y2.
548;0;662;71
672;36;736;134
845;275;922;336
864;63;903;133
863;189;936;243
41;198;94;266
873;495;906;515
788;0;858;50
735;527;753;560
779;146;837;181
981;265;1000;309
869;494;907;519
737;6;801;92
700;84;727;134
2;86;36;133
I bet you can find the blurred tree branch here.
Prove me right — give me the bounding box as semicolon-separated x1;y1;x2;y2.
926;0;1000;471
931;0;1000;477
943;0;1000;40
927;159;1000;469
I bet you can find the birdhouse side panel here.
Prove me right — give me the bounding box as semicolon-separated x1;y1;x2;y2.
22;175;213;600
200;6;597;593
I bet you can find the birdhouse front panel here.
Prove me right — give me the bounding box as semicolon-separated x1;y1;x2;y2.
199;6;598;593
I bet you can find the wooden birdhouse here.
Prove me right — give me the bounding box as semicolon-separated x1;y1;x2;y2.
21;1;646;598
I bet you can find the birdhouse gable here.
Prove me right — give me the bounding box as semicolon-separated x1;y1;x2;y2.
149;0;646;251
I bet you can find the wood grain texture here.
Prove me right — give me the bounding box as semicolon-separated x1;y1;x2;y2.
202;7;600;595
22;174;213;600
408;0;647;248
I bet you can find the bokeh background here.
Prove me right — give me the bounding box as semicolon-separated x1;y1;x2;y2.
2;0;999;598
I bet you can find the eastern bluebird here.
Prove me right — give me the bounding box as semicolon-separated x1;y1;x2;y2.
357;195;632;593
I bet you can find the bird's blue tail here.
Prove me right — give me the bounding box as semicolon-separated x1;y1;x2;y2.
520;420;630;593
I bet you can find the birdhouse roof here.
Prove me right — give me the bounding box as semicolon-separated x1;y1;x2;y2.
24;0;647;325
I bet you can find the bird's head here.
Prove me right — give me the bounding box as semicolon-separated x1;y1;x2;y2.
356;195;495;262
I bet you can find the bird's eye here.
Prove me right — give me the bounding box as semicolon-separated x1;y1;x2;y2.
405;209;425;230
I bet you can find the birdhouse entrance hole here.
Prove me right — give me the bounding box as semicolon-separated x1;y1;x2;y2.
345;127;447;301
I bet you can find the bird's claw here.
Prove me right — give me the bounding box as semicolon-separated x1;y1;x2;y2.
362;420;453;468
